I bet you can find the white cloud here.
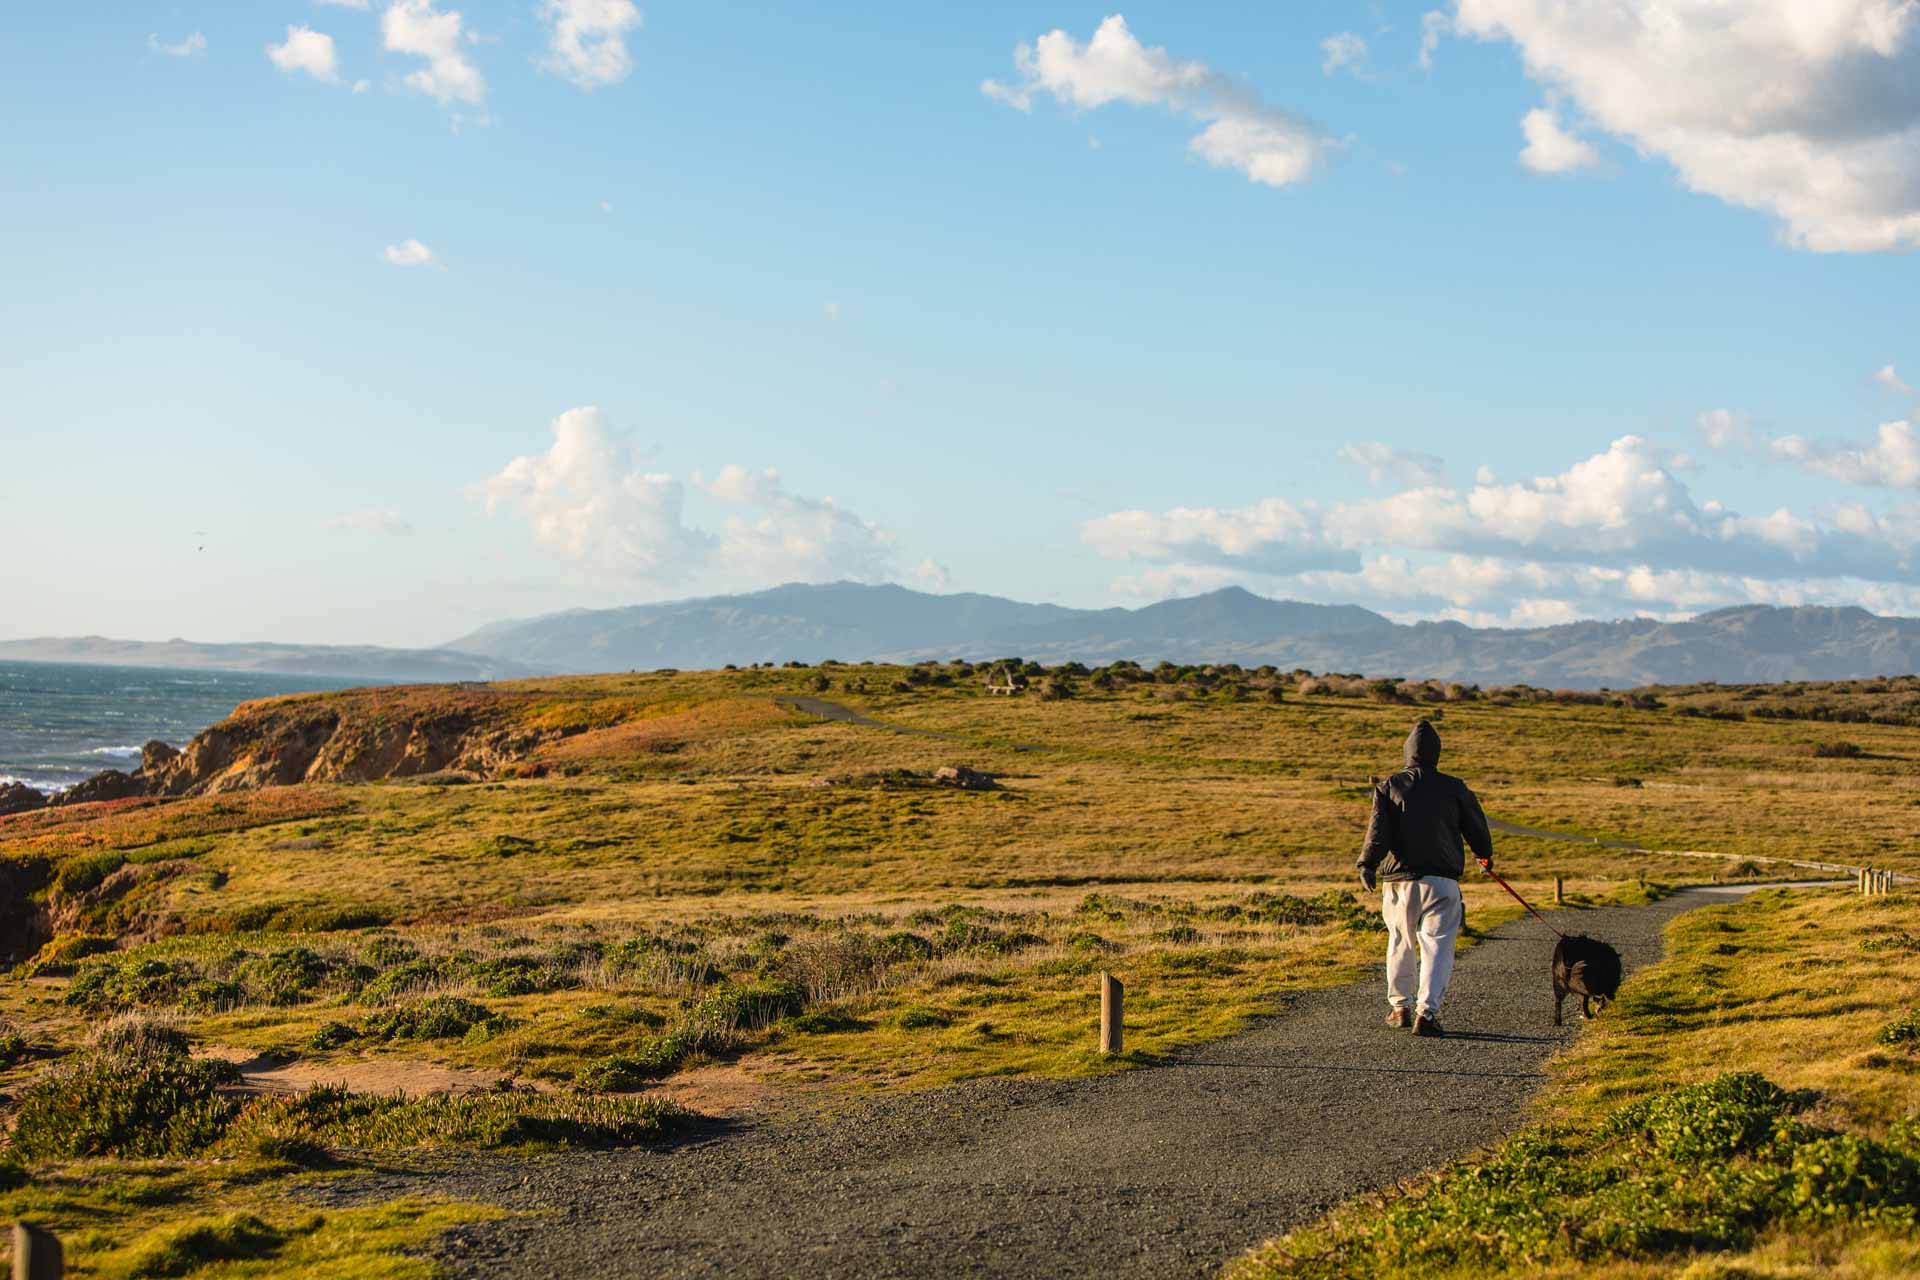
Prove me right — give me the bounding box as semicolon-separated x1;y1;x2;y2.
1769;421;1920;489
322;510;413;535
479;408;899;588
699;465;897;584
913;559;952;590
1518;103;1598;174
1876;364;1913;396
267;26;340;83
1083;499;1359;574
1701;401;1920;491
1697;408;1754;451
1418;10;1451;69
1084;434;1920;626
983;15;1334;188
1320;32;1367;76
317;0;371;8
149;32;207;58
383;239;444;268
1451;0;1920;252
383;0;485;106
540;0;641;90
822;301;842;320
353;79;371;94
1339;442;1447;488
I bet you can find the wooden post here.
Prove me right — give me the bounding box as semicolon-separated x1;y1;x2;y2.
1099;973;1123;1055
1859;868;1870;895
1554;876;1564;905
14;1222;63;1280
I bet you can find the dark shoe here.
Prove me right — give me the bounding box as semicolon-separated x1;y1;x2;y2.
1385;1008;1412;1029
1413;1015;1444;1038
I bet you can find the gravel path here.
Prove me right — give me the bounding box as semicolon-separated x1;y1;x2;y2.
342;886;1763;1279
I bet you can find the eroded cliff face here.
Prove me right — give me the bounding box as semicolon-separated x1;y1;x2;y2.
129;687;562;798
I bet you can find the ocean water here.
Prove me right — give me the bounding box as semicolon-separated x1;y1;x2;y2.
0;660;361;795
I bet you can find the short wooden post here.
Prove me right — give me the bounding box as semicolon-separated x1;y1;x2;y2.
14;1222;63;1280
1859;868;1870;895
1099;973;1124;1055
1554;876;1564;905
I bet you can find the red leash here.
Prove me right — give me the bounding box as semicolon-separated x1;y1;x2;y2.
1479;862;1565;939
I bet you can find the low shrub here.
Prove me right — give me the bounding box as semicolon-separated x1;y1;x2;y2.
1877;1009;1920;1050
893;1005;953;1030
8;1019;239;1160
1813;740;1864;758
22;932;115;976
876;931;935;963
55;851;128;896
308;1020;359;1050
694;980;805;1032
0;1018;27;1068
224;1084;686;1151
787;1009;869;1034
118;1213;286;1278
577;1054;657;1093
358;995;506;1043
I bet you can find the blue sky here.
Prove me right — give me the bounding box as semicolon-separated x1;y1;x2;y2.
4;2;1918;646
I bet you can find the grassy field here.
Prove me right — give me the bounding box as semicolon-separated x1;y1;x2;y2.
0;661;1915;1273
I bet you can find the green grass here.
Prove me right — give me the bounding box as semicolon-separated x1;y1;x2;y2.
1228;888;1920;1279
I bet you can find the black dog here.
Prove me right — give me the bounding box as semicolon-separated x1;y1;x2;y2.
1552;934;1622;1025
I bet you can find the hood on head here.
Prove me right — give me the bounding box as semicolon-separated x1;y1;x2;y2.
1405;719;1441;769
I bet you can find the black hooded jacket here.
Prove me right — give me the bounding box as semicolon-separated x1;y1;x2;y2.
1358;720;1493;882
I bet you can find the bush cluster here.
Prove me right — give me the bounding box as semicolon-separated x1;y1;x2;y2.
1230;1073;1920;1279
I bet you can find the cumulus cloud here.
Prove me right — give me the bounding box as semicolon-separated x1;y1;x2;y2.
913;559;953;590
1085;435;1920;622
383;0;484;106
323;510;413;535
267;26;340;83
696;464;897;585
1697;409;1754;451
1518;103;1598;174
1449;0;1920;252
1083;500;1360;575
1877;364;1913;395
382;238;443;268
149;32;206;58
1768;421;1920;490
1339;443;1447;488
540;0;641;90
479;407;898;588
983;15;1334;188
1320;32;1367;76
1701;404;1920;490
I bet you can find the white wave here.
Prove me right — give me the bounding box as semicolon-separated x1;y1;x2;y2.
89;744;146;757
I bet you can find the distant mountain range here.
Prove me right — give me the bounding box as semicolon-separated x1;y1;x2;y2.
445;582;1920;688
10;586;1915;687
0;636;534;684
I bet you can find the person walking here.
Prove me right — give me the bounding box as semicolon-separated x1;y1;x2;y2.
1358;718;1493;1038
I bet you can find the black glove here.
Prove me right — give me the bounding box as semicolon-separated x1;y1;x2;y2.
1359;865;1378;891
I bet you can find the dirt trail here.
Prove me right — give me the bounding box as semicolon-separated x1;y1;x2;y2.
323;886;1779;1279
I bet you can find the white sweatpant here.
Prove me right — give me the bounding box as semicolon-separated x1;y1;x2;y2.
1382;875;1462;1018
